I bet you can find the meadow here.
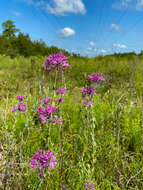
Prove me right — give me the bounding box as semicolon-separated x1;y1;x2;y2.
0;53;143;190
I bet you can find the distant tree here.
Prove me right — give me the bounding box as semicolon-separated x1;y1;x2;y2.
2;20;20;39
15;33;34;57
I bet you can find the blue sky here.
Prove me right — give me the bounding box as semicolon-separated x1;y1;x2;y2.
0;0;143;56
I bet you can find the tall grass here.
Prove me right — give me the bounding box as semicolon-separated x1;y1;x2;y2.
0;55;143;189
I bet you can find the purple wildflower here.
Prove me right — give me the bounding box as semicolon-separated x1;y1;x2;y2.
36;105;56;124
12;103;27;113
88;73;105;83
57;88;67;95
43;53;70;72
81;88;88;98
12;106;17;112
17;103;27;112
51;115;63;126
45;105;56;114
85;183;95;190
83;100;94;106
17;95;24;101
56;97;64;103
31;149;57;176
81;87;95;98
132;91;136;95
40;97;51;105
87;86;95;95
133;101;138;105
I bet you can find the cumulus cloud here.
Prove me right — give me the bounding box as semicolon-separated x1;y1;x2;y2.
110;24;120;31
45;0;86;16
89;41;95;47
20;0;86;15
59;27;75;38
112;43;127;48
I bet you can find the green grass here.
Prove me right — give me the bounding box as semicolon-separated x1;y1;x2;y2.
0;54;143;189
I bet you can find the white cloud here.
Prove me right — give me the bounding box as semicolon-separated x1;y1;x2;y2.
87;47;92;51
59;27;75;38
112;0;143;11
110;24;120;31
112;43;127;48
13;11;21;16
89;41;95;47
45;0;86;16
20;0;86;15
112;0;133;9
87;47;97;52
99;49;108;53
136;0;143;10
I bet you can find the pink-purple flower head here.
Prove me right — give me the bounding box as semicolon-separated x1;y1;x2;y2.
56;97;64;103
12;103;27;113
31;149;57;176
88;73;105;83
85;183;95;190
44;53;69;72
36;105;56;124
52;115;63;126
132;91;136;96
83;100;94;106
133;101;138;105
45;105;56;114
40;97;51;105
57;88;67;95
81;87;94;98
17;95;24;101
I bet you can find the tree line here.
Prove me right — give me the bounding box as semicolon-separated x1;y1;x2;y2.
0;20;143;59
0;20;70;58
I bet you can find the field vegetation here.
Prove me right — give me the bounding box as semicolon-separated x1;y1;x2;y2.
0;20;143;190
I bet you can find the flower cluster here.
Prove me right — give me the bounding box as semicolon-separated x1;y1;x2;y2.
36;105;56;124
12;95;27;113
40;97;51;105
84;183;95;190
81;86;95;106
52;115;63;126
17;95;24;101
81;73;105;106
12;103;27;113
83;100;94;106
56;88;67;104
43;53;70;72
57;88;67;95
81;87;95;98
31;149;57;176
88;73;105;83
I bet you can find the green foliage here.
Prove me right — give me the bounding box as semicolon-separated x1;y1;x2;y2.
0;20;70;58
2;20;20;39
0;41;143;189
